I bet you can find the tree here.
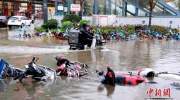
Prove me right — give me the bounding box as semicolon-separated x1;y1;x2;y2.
99;5;104;14
178;0;180;10
61;14;81;24
174;0;180;10
148;0;157;28
83;0;92;16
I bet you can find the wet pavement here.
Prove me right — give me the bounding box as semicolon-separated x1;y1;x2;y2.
1;29;180;100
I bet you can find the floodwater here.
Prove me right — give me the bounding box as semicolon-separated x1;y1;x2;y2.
1;29;180;100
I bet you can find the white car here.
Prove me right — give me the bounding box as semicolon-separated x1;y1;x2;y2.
7;16;32;26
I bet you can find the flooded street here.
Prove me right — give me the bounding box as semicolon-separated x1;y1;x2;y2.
1;29;180;100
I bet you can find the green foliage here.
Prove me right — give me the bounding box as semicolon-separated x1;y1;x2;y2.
91;25;173;35
99;5;104;14
38;19;176;36
123;25;135;34
62;14;81;24
89;25;125;35
47;19;58;29
171;28;178;34
42;22;48;29
150;25;169;34
80;19;90;26
178;0;180;10
99;26;115;34
60;21;73;32
83;1;92;16
50;29;59;33
35;27;45;33
42;19;58;30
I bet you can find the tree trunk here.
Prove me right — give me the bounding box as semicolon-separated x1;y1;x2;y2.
148;0;156;28
149;9;152;28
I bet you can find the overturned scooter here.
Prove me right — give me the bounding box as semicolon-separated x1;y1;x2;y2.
20;57;56;82
97;67;145;86
0;58;24;80
55;56;88;77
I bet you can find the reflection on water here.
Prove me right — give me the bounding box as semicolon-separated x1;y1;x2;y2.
0;29;67;47
97;84;115;97
0;78;13;92
1;31;180;99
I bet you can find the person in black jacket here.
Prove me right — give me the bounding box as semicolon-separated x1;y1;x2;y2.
79;24;93;49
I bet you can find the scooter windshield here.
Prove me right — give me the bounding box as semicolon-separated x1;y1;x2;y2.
0;59;8;78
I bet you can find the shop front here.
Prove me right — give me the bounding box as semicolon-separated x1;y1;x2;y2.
0;0;55;19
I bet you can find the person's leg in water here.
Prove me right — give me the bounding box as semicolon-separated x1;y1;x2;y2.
78;43;85;50
87;39;93;48
78;34;85;50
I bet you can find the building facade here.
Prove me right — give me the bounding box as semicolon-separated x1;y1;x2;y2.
0;0;54;18
0;0;179;18
91;0;180;16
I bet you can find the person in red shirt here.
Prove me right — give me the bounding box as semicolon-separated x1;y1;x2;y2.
103;67;116;86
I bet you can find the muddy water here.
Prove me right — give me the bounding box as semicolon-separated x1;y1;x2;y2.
1;30;180;100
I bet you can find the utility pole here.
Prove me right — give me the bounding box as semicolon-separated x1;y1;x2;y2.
135;0;139;16
43;0;48;23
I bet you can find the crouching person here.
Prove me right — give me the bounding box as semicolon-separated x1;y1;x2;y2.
55;55;88;77
79;24;93;50
97;67;115;86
